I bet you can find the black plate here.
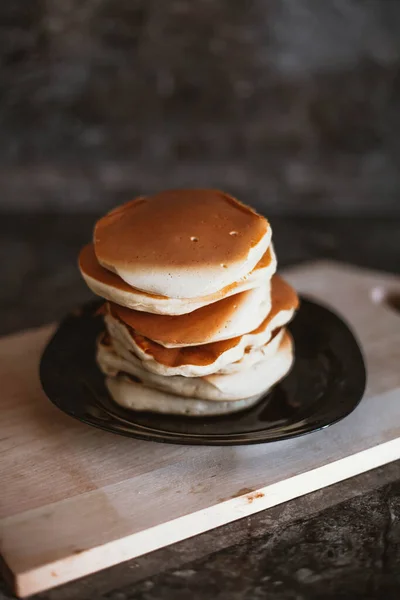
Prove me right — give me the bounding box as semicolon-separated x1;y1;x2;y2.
40;298;366;445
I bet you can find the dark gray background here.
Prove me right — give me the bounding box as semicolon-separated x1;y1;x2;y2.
1;0;400;214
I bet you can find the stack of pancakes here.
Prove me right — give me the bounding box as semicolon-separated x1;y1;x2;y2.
79;190;299;416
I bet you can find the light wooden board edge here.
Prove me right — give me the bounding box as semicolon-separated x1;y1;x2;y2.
13;438;400;597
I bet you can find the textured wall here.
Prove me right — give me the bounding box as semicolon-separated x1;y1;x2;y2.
1;0;400;213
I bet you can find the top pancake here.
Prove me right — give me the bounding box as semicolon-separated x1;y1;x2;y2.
94;190;270;298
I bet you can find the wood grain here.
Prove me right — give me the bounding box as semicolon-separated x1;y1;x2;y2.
0;261;399;597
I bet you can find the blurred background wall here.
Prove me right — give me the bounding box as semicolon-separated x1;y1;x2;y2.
1;0;400;215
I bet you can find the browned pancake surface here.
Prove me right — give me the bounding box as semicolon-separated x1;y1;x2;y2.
94;190;269;272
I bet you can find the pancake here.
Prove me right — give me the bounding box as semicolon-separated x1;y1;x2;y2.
111;326;286;378
94;190;271;298
97;329;294;402
106;378;265;416
79;243;277;315
107;279;272;348
103;275;299;377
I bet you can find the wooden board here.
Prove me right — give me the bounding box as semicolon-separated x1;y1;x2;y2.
0;261;399;598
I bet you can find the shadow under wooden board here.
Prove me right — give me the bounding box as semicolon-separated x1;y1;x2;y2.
0;261;399;597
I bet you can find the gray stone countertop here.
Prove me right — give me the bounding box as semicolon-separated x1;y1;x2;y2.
0;214;399;599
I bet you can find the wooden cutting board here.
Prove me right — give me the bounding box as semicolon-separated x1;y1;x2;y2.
1;261;399;598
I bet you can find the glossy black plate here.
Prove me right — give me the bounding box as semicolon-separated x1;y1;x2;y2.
40;298;366;445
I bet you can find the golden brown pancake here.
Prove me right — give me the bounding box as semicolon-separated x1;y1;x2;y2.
107;279;271;347
79;243;277;315
93;190;270;298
